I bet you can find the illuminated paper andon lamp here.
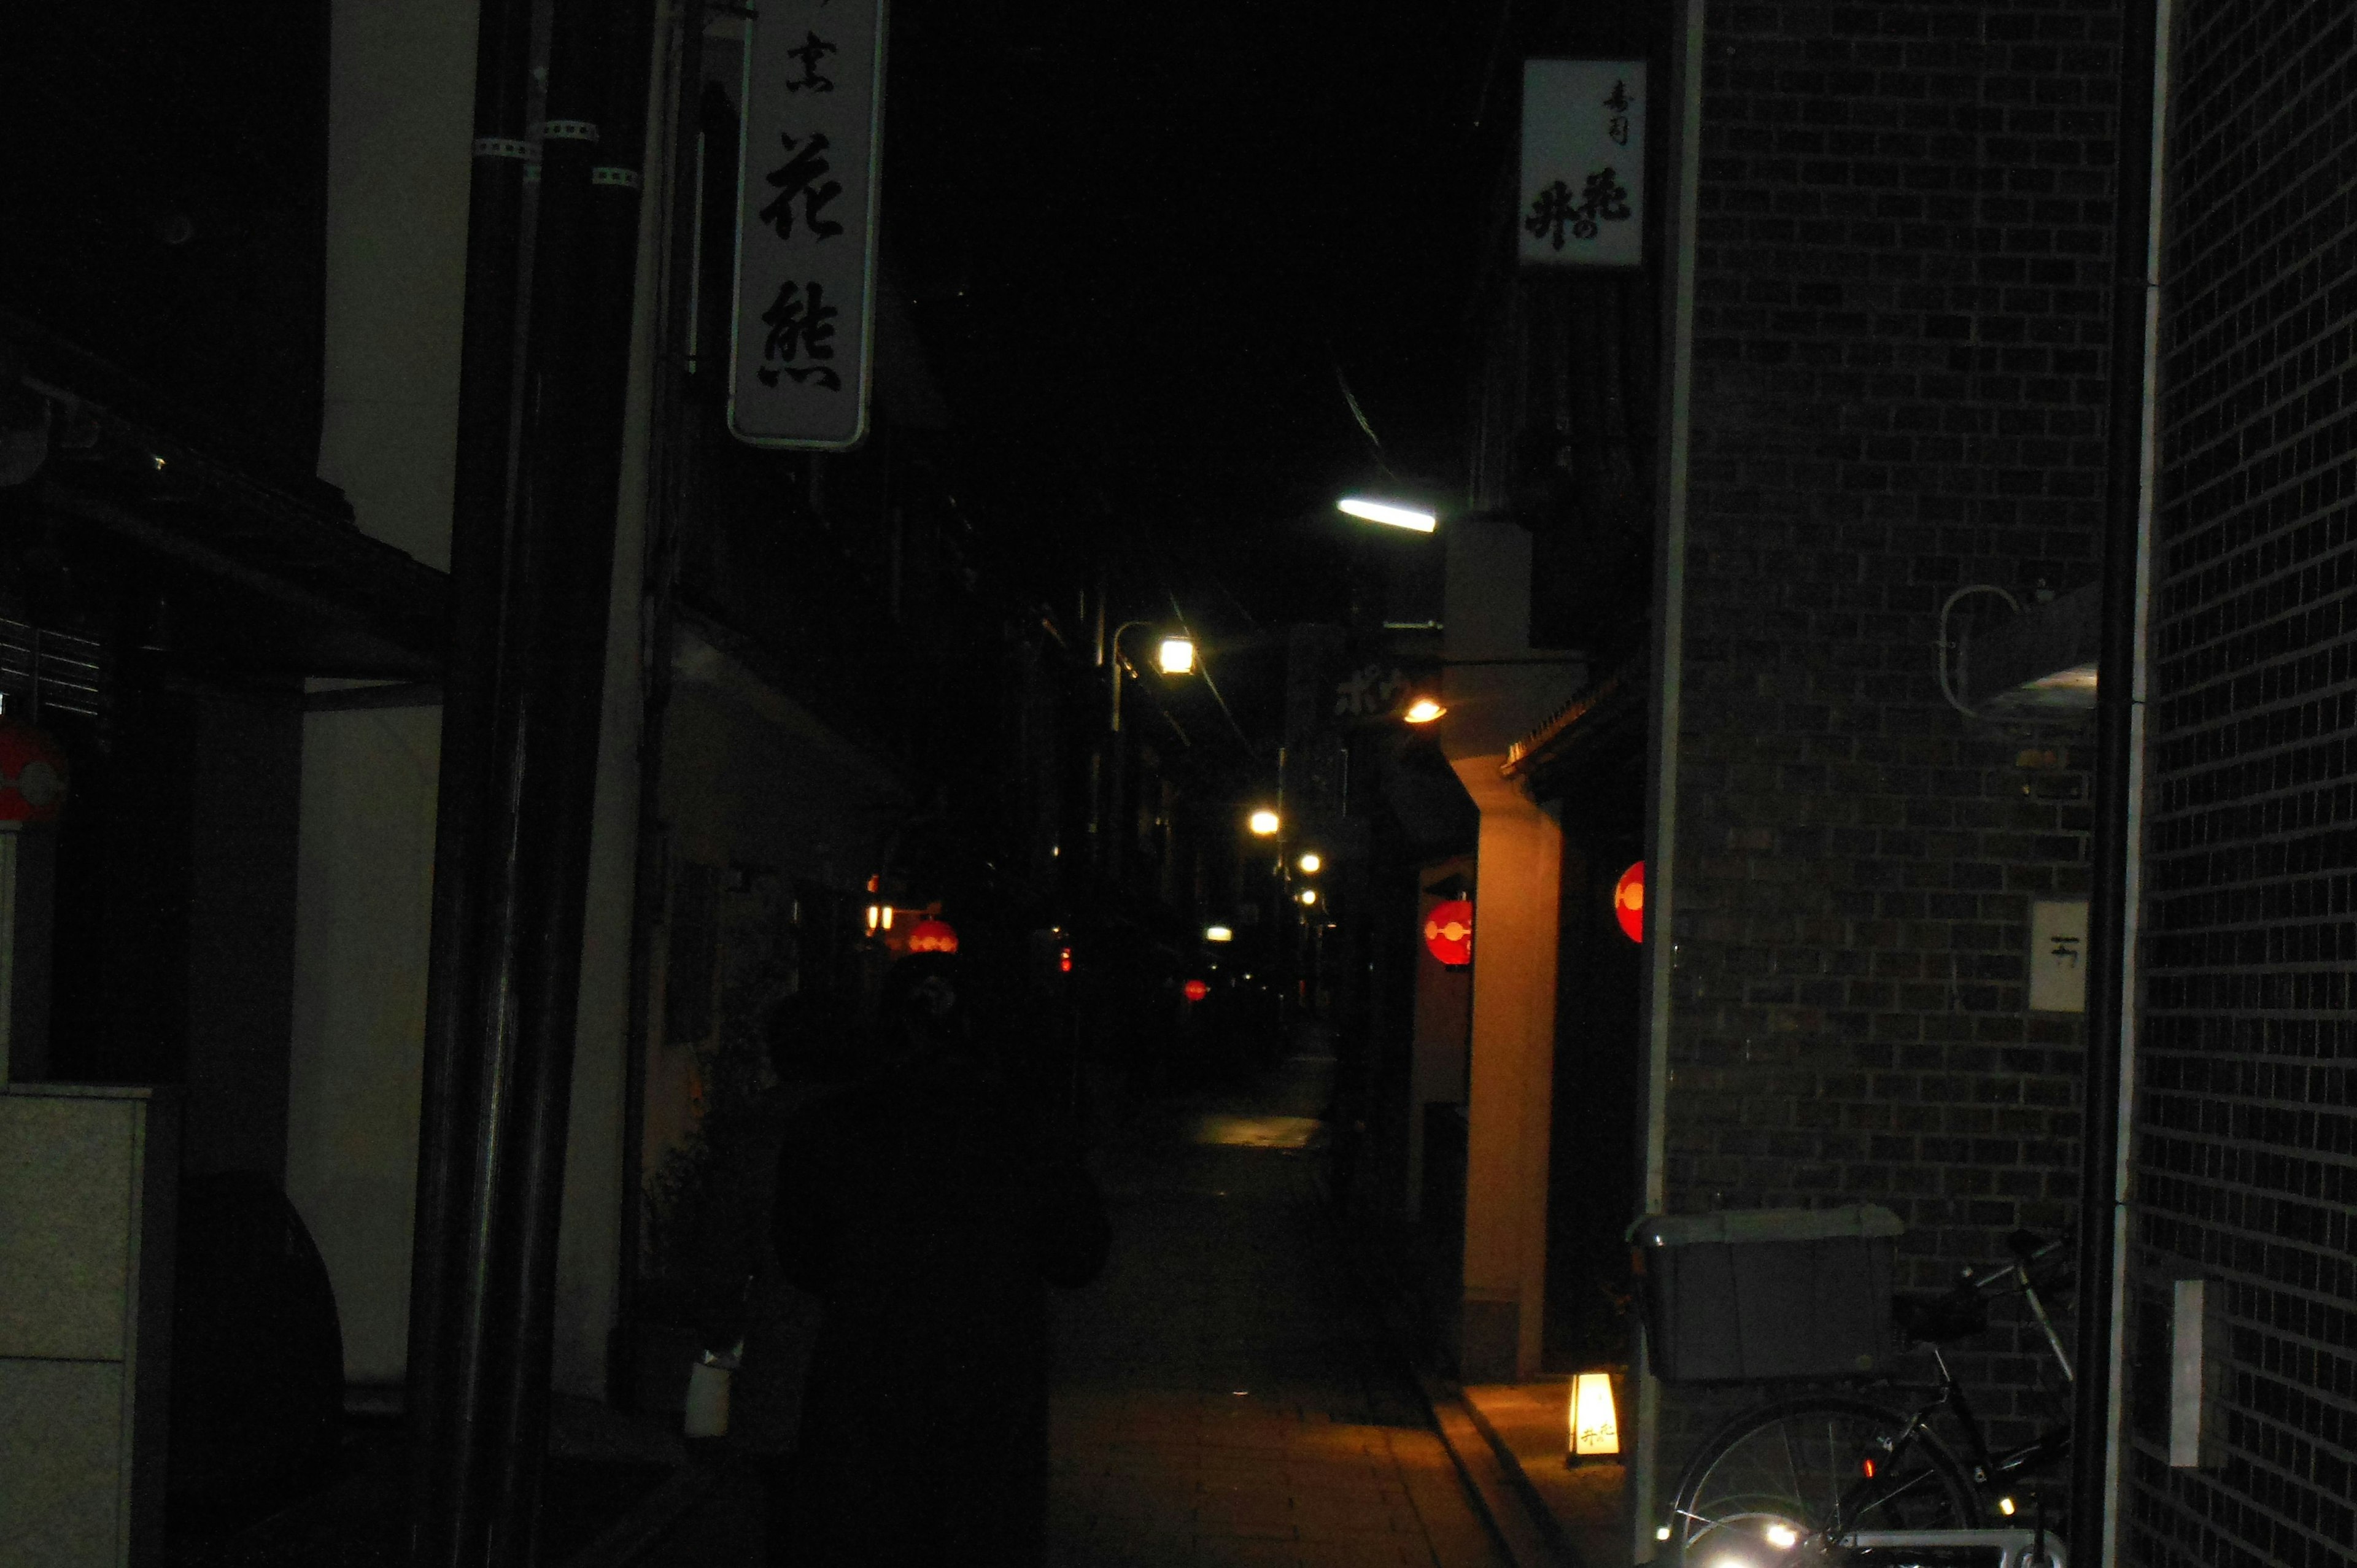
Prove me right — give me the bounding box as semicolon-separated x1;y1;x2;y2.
906;916;959;954
1613;861;1644;943
1423;897;1473;968
1568;1371;1620;1462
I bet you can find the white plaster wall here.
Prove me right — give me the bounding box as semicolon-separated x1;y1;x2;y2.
286;703;439;1383
317;0;475;573
294;0;475;1386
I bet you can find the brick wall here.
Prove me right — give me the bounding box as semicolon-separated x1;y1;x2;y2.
2126;4;2357;1565
1658;0;2121;1477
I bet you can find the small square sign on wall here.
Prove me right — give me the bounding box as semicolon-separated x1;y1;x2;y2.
2029;899;2090;1013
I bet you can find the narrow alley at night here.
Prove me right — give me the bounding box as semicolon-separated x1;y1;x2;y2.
1043;1043;1509;1568
6;2;2355;1567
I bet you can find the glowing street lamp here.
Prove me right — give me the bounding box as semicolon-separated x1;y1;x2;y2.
1297;852;1322;874
1205;925;1234;943
1110;620;1195;733
1403;696;1447;724
1336;495;1437;533
1247;808;1280;836
1298;888;1318;907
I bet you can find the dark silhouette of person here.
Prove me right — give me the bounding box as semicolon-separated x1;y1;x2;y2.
770;952;1109;1566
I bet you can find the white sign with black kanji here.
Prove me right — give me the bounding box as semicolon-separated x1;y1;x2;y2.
730;0;889;449
2029;898;2090;1014
1519;60;1644;269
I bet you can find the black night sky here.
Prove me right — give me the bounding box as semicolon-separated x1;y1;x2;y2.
887;2;1505;625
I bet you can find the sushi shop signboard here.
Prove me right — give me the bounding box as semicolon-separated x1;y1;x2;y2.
1519;60;1645;269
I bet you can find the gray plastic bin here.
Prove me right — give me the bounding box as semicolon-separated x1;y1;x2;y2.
1628;1205;1903;1382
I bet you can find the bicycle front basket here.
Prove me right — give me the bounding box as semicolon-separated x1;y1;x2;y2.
1628;1205;1904;1382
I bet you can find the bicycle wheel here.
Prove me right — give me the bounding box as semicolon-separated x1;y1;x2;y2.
1670;1395;1980;1565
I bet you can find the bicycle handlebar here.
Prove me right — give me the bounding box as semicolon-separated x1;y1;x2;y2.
2007;1228;2064;1264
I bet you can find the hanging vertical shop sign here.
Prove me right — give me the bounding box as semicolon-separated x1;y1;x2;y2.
730;0;890;449
1519;60;1645;268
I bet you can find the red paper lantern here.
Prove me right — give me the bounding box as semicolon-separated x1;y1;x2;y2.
1423;897;1473;967
0;713;69;824
1613;862;1644;943
1183;978;1210;1003
907;917;959;954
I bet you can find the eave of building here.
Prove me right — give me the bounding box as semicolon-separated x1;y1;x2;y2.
1501;652;1646;783
10;327;449;682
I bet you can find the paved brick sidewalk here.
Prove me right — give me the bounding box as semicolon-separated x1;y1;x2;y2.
1048;1056;1510;1568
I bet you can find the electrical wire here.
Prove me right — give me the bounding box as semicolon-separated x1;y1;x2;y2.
1334;361;1392;476
1935;584;2023;717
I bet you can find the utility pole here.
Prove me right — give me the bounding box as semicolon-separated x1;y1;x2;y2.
406;0;660;1561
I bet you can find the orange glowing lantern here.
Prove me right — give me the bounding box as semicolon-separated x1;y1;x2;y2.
1058;946;1074;973
1423;898;1473;967
0;713;69;824
1569;1372;1620;1458
1183;978;1210;1003
1613;862;1644;943
906;917;959;954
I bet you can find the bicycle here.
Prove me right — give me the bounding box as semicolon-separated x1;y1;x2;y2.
1663;1229;2075;1566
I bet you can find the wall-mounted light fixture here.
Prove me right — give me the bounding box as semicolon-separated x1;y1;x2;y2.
1337;496;1438;533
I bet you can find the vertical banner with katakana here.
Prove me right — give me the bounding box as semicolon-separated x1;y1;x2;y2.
1519;60;1644;269
730;0;889;448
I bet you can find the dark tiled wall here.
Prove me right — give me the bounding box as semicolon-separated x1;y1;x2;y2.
1658;0;2119;1473
2129;3;2357;1565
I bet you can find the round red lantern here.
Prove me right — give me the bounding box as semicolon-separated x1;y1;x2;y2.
1613;862;1644;943
1183;978;1210;1003
0;713;69;824
906;917;959;954
1423;897;1473;967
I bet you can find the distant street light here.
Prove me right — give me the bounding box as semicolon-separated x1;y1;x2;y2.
1297;852;1322;874
1248;808;1281;836
1206;925;1234;943
1109;620;1194;732
1337;495;1437;533
1298;888;1318;906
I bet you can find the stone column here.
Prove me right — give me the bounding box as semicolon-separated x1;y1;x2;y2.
1435;515;1581;1385
1448;762;1562;1383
